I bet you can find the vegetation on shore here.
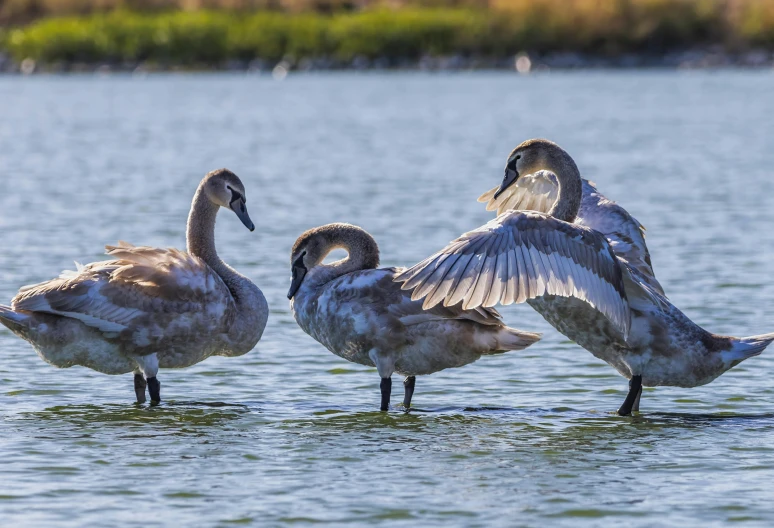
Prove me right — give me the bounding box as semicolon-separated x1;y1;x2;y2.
1;1;773;67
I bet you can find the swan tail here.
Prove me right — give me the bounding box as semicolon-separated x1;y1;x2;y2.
486;327;542;353
0;305;31;332
724;332;774;366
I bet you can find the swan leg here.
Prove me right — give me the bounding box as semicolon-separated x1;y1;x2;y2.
380;377;392;411
147;377;161;404
134;353;161;404
617;375;642;416
632;385;643;413
403;376;416;409
368;349;395;412
133;371;147;404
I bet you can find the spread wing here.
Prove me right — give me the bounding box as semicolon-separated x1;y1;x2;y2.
13;241;233;335
394;211;631;337
478;170;559;214
479;172;663;295
384;268;508;327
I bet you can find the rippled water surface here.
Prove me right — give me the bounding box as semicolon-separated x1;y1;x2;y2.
1;71;774;526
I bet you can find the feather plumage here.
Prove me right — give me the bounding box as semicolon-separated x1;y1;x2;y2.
395;211;631;337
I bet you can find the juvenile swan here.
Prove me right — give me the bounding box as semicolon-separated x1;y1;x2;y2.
288;223;541;410
0;169;268;403
397;139;774;415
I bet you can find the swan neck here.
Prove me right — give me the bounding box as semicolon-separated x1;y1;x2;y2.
186;184;243;295
311;228;380;286
544;152;583;222
186;181;267;351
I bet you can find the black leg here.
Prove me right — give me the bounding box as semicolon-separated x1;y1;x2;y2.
134;373;147;404
632;384;643;413
403;376;416;409
380;377;392;411
147;377;161;404
618;375;642;416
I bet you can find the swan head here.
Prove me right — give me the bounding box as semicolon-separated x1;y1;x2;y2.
202;168;255;231
287;230;326;300
287;223;379;299
494;139;566;199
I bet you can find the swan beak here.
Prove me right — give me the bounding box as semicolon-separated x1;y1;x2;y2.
494;167;519;199
231;199;255;232
287;266;307;299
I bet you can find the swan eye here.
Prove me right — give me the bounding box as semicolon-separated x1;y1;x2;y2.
227;185;244;205
507;155;520;171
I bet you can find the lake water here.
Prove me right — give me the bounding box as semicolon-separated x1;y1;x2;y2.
1;71;774;526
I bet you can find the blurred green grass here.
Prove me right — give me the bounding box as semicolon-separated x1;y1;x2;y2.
1;1;773;65
3;10;502;64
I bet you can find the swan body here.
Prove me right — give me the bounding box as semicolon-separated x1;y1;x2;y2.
0;169;268;403
397;139;774;414
288;223;541;410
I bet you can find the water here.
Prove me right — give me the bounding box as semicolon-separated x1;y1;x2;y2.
1;71;773;526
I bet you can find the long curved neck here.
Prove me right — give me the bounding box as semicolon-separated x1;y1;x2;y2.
185;179;267;351
310;228;380;287
542;150;583;223
186;185;246;299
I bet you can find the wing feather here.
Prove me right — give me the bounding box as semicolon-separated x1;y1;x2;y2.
396;211;631;336
436;236;490;308
486;237;511;308
12;244;232;336
465;232;506;310
516;242;535;301
422;253;465;309
502;249;518;305
479;174;662;296
445;252;487;309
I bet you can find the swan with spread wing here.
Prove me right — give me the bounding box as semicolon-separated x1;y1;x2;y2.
396;139;774;415
0;169;268;404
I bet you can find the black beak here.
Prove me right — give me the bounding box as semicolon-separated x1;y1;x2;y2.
287;265;307;299
230;199;255;232
493;167;520;199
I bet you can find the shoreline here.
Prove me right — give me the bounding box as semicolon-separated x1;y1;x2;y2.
2;49;773;75
3;6;773;75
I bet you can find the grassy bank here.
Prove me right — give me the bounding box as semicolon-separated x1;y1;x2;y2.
2;10;503;65
1;2;774;67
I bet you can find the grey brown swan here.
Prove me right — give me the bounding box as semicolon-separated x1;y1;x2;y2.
396;139;774;415
288;223;541;410
0;169;268;403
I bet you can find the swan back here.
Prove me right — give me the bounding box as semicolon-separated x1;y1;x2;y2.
13;242;237;353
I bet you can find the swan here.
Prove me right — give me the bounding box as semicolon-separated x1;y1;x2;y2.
287;223;541;410
396;139;774;415
0;169;268;404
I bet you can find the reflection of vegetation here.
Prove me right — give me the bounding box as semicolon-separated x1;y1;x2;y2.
24;402;250;434
1;1;773;65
